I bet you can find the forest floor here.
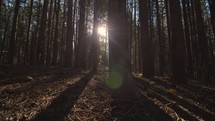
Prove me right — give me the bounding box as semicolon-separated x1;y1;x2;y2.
0;65;215;121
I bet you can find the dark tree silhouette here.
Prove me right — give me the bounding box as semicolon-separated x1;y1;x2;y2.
64;0;74;67
77;0;87;69
8;0;21;64
52;0;61;65
35;0;49;64
194;0;210;82
168;0;186;83
24;0;34;65
108;0;136;98
139;0;154;77
91;0;99;72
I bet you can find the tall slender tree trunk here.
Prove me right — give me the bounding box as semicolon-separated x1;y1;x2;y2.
189;0;199;79
208;0;215;36
77;0;86;69
134;0;138;73
8;0;21;64
30;1;42;65
194;0;210;82
0;0;2;16
182;0;193;79
46;0;54;65
108;0;134;98
1;9;11;63
64;0;74;67
139;0;154;77
59;0;66;65
36;0;49;65
169;0;186;83
156;0;164;76
74;0;78;67
24;0;34;64
128;4;133;72
91;0;99;72
52;0;60;65
165;0;172;76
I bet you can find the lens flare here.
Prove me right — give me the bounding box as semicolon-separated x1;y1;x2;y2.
106;71;123;89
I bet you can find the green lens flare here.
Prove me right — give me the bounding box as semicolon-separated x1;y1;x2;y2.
106;71;123;89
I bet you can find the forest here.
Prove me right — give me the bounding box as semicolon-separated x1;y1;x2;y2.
0;0;214;120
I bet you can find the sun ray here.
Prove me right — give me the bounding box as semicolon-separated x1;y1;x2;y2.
98;26;107;37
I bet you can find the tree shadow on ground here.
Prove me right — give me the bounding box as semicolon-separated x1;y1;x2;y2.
110;84;152;121
31;71;95;121
110;77;173;121
0;68;77;86
110;100;151;121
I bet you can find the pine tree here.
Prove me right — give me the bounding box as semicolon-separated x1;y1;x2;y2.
64;0;74;67
8;0;21;64
139;0;154;77
169;0;186;83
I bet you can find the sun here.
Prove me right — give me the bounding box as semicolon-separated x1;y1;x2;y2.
98;26;107;37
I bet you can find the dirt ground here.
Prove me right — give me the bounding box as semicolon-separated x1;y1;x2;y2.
0;65;214;121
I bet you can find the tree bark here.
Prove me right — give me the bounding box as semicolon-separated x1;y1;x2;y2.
139;0;154;77
59;0;66;65
182;0;193;79
8;0;21;64
0;0;2;15
108;0;136;99
30;1;42;65
165;0;173;76
64;0;74;67
189;0;200;79
36;0;49;65
208;0;215;36
24;0;34;64
169;0;186;83
91;0;99;72
52;0;60;65
46;0;54;65
134;0;138;73
77;0;86;69
156;0;164;76
194;0;210;82
0;7;11;63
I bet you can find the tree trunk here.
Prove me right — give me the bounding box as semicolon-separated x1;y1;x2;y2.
59;0;66;65
36;0;49;65
189;0;200;79
208;0;215;36
24;0;34;65
0;0;2;16
52;0;60;65
134;0;138;73
91;0;99;72
0;8;11;63
108;0;136;98
156;0;164;76
46;0;54;65
182;0;193;79
139;0;154;77
165;0;172;76
169;0;186;83
30;1;42;65
194;0;210;82
8;0;21;64
64;0;74;67
128;3;133;72
77;0;86;69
